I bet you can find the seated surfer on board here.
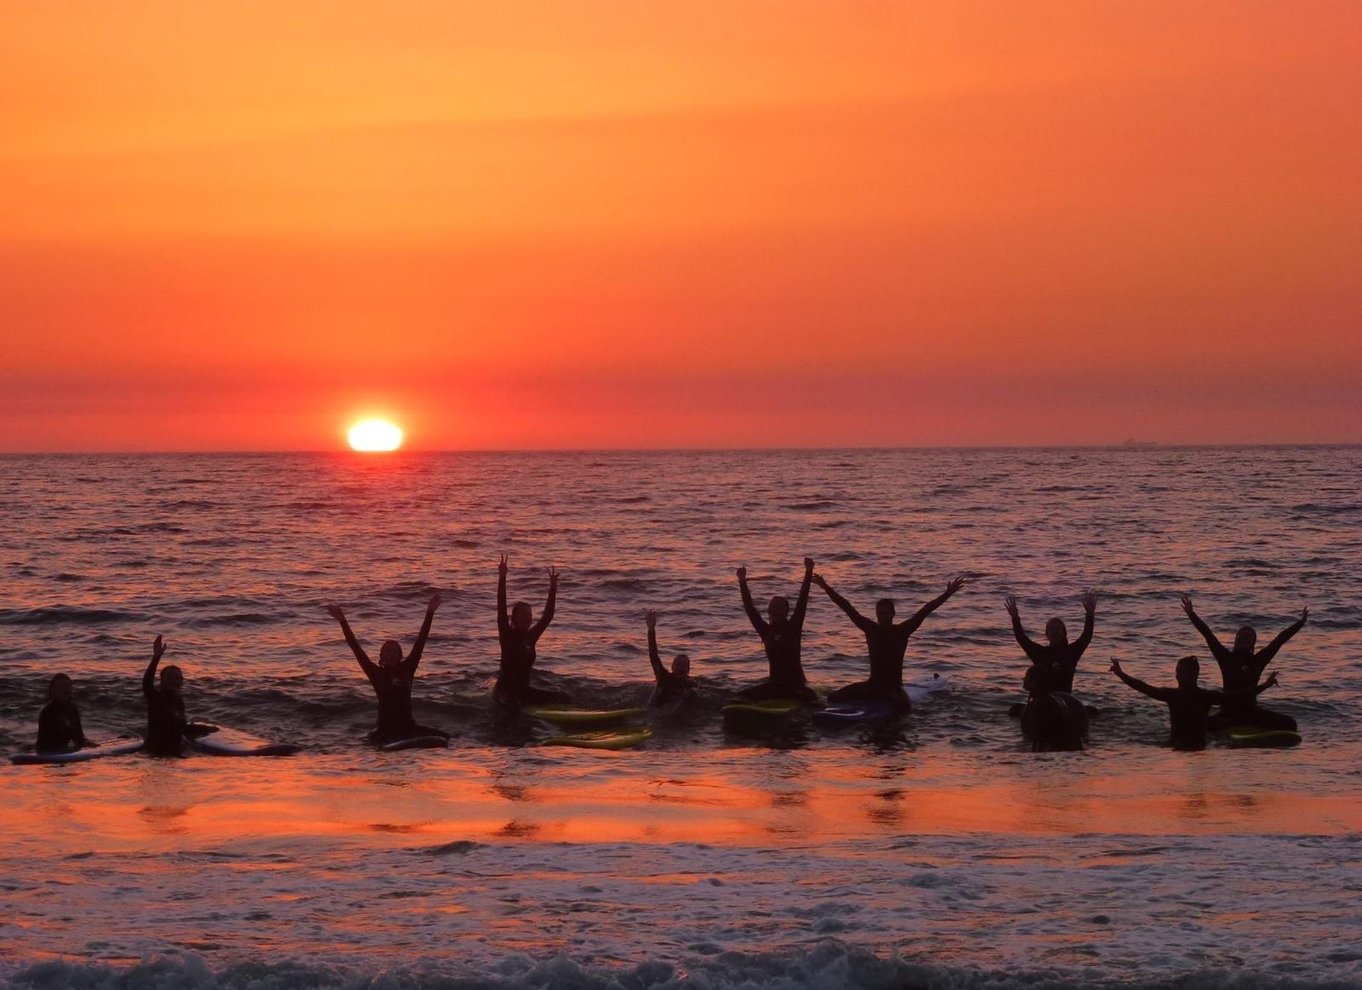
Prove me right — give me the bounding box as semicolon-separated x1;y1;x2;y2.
812;572;969;713
1005;591;1097;694
35;673;94;753
645;609;695;707
735;557;818;703
142;635;209;756
494;554;570;708
326;594;449;745
1111;656;1279;751
1181;596;1304;732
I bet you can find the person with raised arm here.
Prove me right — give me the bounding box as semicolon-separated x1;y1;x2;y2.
1180;596;1305;731
326;593;449;744
1004;591;1097;694
1111;656;1280;751
813;572;969;712
142;635;203;756
645;609;695;708
735;557;817;703
495;554;569;708
35;674;94;753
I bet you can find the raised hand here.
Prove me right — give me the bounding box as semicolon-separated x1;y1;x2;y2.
152;635;165;660
1108;657;1122;675
804;557;815;573
1180;595;1196;619
546;566;559;583
736;566;747;581
324;604;345;622
1082;590;1098;615
811;573;828;590
1299;606;1309;624
427;592;443;613
498;553;509;576
645;609;656;630
945;575;969;596
1004;595;1019;619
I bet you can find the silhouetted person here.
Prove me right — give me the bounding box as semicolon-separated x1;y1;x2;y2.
36;673;93;753
1181;596;1304;731
142;635;200;756
327;594;448;744
645;609;695;708
1111;656;1279;751
495;554;569;708
736;558;817;703
813;572;968;711
1005;591;1096;694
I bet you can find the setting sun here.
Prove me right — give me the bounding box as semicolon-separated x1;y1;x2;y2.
347;418;403;452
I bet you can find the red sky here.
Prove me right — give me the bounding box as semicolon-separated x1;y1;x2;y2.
2;1;1359;451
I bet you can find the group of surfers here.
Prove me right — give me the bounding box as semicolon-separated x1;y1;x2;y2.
30;555;1308;757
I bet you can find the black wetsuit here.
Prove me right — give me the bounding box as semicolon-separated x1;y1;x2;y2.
1115;669;1240;751
820;584;955;710
496;572;568;707
1187;611;1303;731
1010;610;1093;693
339;610;447;744
143;654;189;756
36;700;91;753
648;627;694;708
737;570;816;703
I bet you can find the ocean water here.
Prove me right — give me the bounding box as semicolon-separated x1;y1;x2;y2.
1;447;1359;989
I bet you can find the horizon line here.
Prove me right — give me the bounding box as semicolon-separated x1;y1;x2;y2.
2;441;1359;457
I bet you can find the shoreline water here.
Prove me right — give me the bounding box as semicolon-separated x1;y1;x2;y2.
2;447;1358;986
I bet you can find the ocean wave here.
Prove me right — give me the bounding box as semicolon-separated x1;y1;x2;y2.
3;944;1359;990
1290;502;1361;516
0;606;143;626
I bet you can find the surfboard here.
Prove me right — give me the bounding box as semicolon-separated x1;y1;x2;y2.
1226;727;1302;749
186;725;301;757
9;735;144;765
721;698;803;728
906;673;947;704
543;727;653;750
812;699;905;724
527;707;647;727
377;734;449;752
813;674;948;725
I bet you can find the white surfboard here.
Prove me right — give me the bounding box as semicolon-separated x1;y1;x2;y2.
10;735;144;765
186;724;301;757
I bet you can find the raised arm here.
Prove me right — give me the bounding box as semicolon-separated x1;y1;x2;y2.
645;610;666;681
1254;608;1307;670
737;567;765;632
1181;596;1229;661
142;635;165;695
903;576;969;635
1109;658;1171;701
1072;591;1097;654
406;593;442;673
813;573;875;634
1004;596;1045;662
530;567;558;640
791;557;815;629
497;554;510;635
325;605;377;676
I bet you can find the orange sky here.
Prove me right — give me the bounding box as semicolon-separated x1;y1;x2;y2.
2;1;1359;451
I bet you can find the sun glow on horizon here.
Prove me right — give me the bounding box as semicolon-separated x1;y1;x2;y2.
347;418;404;452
